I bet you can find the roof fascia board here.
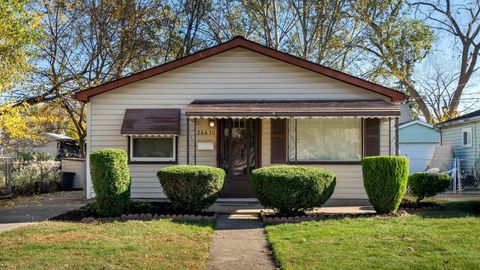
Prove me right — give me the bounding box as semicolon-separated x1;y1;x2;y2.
436;115;480;129
399;120;434;129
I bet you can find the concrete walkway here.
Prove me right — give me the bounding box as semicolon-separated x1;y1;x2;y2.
209;201;375;214
206;213;277;270
0;191;86;233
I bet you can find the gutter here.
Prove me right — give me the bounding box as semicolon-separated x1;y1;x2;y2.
436;115;480;129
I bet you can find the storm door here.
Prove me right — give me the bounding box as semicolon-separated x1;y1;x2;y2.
218;119;259;198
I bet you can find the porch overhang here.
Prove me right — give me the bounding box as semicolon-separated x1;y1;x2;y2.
185;99;400;119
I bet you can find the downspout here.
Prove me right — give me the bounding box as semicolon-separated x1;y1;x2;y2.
440;128;443;145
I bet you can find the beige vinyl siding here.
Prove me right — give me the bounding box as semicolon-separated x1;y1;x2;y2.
88;47;393;199
441;121;480;175
380;118;397;156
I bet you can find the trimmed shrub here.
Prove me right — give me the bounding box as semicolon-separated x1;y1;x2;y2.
157;165;225;212
90;149;131;217
409;172;451;202
250;166;336;215
362;156;409;214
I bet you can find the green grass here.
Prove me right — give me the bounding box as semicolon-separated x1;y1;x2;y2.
266;201;480;270
0;219;214;270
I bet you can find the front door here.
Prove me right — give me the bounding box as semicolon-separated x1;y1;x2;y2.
218;119;260;198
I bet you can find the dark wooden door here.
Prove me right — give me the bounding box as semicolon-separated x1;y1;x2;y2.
218;119;259;198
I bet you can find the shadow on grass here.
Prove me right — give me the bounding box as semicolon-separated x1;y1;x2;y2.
264;201;480;228
414;200;480;219
171;219;216;229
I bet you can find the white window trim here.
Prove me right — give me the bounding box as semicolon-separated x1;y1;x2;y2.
462;127;473;148
130;136;176;162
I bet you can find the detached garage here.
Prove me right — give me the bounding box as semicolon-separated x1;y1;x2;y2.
399;120;440;173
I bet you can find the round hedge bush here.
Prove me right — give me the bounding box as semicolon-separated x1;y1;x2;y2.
409;172;451;202
250;166;336;215
157;165;225;212
362;156;409;214
90;149;131;217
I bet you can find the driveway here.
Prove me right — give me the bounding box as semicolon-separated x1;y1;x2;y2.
0;191;86;232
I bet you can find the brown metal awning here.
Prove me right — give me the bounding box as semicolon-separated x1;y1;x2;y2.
121;109;180;136
185;99;400;118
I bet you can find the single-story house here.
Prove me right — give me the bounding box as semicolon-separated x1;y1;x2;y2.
73;37;405;200
399;120;440;173
436;109;480;178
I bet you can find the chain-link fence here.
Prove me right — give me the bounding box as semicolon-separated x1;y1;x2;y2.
406;157;480;193
0;157;61;198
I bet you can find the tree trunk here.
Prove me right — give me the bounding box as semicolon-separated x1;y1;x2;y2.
78;135;86;158
448;76;468;117
401;79;433;123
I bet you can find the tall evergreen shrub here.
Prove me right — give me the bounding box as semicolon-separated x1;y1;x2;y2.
90;149;131;216
362;156;409;214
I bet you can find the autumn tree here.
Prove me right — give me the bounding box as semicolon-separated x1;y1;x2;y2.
416;62;479;122
21;0;181;157
4;0;478;153
413;0;480;119
286;0;349;67
0;103;59;154
350;0;435;121
0;0;36;91
0;0;58;153
203;0;255;43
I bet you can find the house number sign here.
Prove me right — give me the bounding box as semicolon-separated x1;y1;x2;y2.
196;129;215;136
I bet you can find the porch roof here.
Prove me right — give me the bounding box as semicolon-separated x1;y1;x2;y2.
185;99;400;119
121;109;180;136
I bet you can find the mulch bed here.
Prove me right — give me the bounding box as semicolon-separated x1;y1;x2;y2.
260;200;443;224
50;202;216;222
399;199;442;212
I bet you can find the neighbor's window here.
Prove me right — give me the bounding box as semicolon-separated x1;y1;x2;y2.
288;119;362;161
462;127;473;148
130;136;176;162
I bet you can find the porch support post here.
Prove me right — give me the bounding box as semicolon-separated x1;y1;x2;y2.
186;118;190;165
389;117;392;156
395;117;399;156
194;118;197;165
295;118;298;164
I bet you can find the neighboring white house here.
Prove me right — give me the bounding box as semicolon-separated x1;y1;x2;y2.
31;133;79;159
73;37;405;200
399;120;440;173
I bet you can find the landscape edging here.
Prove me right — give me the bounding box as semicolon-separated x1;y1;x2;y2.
80;213;217;223
260;205;443;224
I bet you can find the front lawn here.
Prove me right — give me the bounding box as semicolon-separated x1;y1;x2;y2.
0;219;214;270
266;201;480;270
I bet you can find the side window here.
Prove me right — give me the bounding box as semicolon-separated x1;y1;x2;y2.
462;127;473;148
130;136;176;162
